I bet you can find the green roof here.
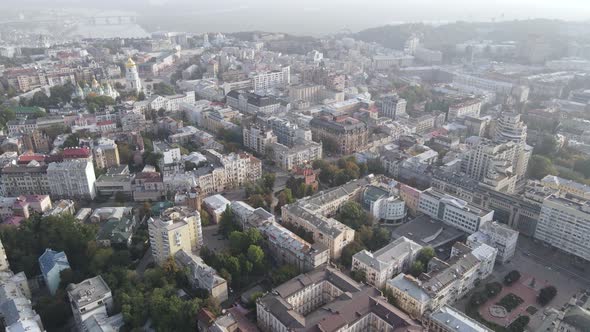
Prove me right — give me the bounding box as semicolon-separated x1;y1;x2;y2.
9;106;46;114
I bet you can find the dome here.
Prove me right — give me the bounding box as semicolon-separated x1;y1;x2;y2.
126;57;136;69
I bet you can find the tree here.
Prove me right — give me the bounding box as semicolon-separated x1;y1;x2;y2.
336;201;369;230
538;285;557;306
351;269;367;283
229;231;249;254
534;134;559;155
271;265;299;285
247;245;265;267
504;270;521;286
340;241;365;268
200;210;211;227
485;282;503;298
62;133;80;148
416;247;435;265
152;82;176;96
410;261;425;277
219;206;239;238
528;155;557;179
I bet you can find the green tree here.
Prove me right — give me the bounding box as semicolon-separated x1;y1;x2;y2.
416;247;435;265
410;261;425;277
485;282;503;298
219;206;239;238
534;134;559;155
247;245;265;266
200;210;211;227
528;155;557;179
340;241;365;268
504;270;521;286
152;82;176;95
538;285;557;306
351;269;367;283
271;265;299;285
62;133;80;148
229;231;249;254
336;201;370;230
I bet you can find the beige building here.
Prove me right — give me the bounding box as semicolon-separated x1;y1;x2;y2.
174;250;228;303
93;138;120;170
387;242;496;319
147;206;203;265
310;115;368;155
256;265;423;332
281;177;375;259
197;150;262;194
242;124;277;155
269;141;322;171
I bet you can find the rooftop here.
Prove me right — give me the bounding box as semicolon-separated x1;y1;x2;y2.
67;276;111;308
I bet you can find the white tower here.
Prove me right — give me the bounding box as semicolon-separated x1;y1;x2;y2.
125;57;142;94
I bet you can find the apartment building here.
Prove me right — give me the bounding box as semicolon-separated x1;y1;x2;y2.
147;206;203;265
467;221;519;264
242;124;277;155
1;162;50;196
462;137;519;193
309;115;368;155
447;98;482;120
231;201;329;271
256;265;423;332
93;138;120;170
67;276;114;331
387;242;497;319
47;160;97;200
352;236;422;288
251;66;290;92
174;250;228;303
197;150;262;194
281;177;374;259
425;306;493;332
534;194;590;262
262;116;311;147
226;90;282;115
268;141;323;171
377;94;407;120
153;141;183;175
418;188;493;233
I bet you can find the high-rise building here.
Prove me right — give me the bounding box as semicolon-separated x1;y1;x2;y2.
462;137;519;193
125;57;142;93
534;194;590;262
492;110;531;184
467;221;519;264
377;94;407;120
47;160;97;200
242;124;277;155
148;206;203;265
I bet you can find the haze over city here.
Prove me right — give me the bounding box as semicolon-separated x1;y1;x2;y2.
0;1;590;332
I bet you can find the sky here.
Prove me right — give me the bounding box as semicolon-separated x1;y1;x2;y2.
4;0;590;34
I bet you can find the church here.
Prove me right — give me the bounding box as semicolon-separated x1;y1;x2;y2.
73;78;119;100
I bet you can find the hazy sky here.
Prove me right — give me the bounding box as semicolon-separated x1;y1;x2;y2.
5;0;590;34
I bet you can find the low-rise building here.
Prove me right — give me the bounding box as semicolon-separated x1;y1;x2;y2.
174;250;228;303
425;305;493;332
352;236;422;288
38;249;70;296
268;141;322;171
67;276;114;331
203;194;231;224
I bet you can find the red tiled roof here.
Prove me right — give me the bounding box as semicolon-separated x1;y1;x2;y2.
63;147;91;158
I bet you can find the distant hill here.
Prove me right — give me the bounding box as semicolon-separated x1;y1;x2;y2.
353;19;586;50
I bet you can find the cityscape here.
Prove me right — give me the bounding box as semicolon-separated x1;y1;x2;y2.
0;1;590;332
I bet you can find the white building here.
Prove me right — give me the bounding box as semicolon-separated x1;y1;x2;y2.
377;94;407;120
67;276;114;331
447;98;482;120
425;306;493;332
125;58;142;93
534;195;590;262
352;236;422;288
268;141;323;171
203;194;231;224
467;221;519;264
372;195;407;223
47;160;96;200
251;66;290;92
418;189;493;233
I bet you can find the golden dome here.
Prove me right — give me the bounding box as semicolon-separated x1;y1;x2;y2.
125;57;136;69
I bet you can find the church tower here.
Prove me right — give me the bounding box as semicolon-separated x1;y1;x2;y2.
125;57;142;93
